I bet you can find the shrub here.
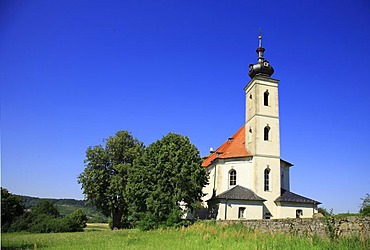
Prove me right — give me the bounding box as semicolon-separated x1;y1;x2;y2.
9;212;34;232
360;205;370;216
9;208;88;233
69;209;88;230
1;188;25;232
136;212;159;231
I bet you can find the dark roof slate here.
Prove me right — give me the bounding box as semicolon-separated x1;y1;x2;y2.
213;185;265;201
275;189;321;204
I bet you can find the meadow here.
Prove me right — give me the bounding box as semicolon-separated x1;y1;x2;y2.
2;221;369;250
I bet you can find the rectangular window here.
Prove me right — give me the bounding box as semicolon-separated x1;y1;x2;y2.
229;170;236;186
264;169;270;191
264;91;269;106
238;207;246;219
296;209;303;218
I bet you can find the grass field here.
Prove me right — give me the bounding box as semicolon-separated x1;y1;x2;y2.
2;221;369;249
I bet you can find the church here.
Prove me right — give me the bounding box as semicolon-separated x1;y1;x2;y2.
201;35;320;220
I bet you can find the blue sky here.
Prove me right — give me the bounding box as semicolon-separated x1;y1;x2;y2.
1;0;369;213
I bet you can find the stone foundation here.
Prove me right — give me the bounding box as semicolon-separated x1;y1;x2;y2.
217;216;370;239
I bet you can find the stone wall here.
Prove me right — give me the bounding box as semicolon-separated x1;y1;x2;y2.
217;216;370;239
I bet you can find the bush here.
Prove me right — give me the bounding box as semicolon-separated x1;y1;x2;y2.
360;206;370;216
1;188;25;232
69;209;88;230
9;212;34;232
9;207;88;233
136;212;159;231
318;207;330;217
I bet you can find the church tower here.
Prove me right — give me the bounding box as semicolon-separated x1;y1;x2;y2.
245;35;281;218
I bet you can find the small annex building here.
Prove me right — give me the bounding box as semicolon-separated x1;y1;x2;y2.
201;35;320;220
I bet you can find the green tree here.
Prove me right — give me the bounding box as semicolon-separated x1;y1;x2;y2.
127;133;208;229
67;208;88;231
32;200;60;218
359;193;370;216
1;188;25;232
78;130;144;229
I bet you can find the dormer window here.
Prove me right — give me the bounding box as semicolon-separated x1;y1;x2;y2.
264;90;269;106
229;170;236;186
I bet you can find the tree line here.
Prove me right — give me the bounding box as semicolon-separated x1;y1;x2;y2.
1;188;87;233
78;130;208;230
17;195;107;223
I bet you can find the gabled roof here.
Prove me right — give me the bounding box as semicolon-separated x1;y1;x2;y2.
211;185;265;201
275;189;321;205
202;125;251;167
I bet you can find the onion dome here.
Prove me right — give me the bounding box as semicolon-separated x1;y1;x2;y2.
248;34;274;79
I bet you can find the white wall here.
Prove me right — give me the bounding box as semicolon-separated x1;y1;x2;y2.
216;200;264;220
276;202;317;219
202;158;253;204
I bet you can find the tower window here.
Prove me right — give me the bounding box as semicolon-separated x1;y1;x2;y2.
264;126;270;141
229;170;236;186
264;168;270;191
264;91;269;106
248;127;252;143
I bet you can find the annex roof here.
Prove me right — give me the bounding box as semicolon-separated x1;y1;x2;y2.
202;125;251;167
275;189;321;205
211;185;265;201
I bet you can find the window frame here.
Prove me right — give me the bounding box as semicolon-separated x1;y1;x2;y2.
264;168;270;191
238;207;246;219
229;169;237;186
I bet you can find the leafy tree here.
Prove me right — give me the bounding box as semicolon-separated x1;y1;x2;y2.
1;188;25;232
359;193;370;216
127;133;208;230
32;200;60;218
78;130;145;229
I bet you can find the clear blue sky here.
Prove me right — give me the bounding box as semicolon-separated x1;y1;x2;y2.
1;0;369;213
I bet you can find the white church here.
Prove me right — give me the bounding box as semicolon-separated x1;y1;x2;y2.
201;35;320;220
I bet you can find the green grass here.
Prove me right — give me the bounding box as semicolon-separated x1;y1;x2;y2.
2;221;369;250
84;223;110;231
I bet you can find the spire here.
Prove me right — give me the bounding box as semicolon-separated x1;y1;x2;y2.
248;33;274;79
257;33;265;63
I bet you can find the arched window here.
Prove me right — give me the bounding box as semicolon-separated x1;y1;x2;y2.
229;170;236;186
264;90;269;106
264;168;270;191
264;126;270;141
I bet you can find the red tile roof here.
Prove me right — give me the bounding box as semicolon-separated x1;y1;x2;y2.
202;125;251;167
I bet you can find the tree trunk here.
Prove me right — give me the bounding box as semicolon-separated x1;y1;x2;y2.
111;208;123;230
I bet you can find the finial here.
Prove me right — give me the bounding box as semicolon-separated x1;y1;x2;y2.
248;31;274;79
258;29;262;48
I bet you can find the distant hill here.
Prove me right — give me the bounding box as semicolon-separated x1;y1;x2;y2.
17;195;108;223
